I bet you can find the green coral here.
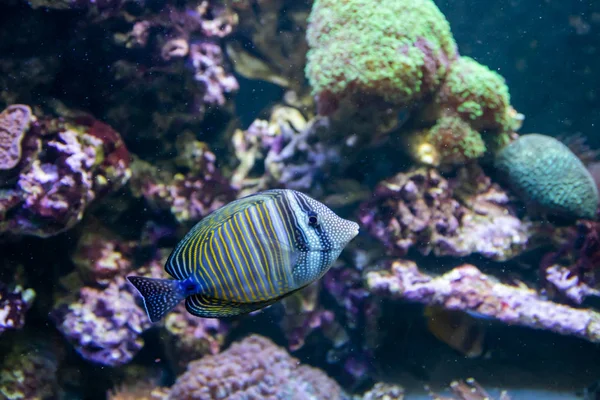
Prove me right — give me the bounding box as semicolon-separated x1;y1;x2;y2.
441;56;513;132
428;115;487;165
495;134;599;220
306;0;458;109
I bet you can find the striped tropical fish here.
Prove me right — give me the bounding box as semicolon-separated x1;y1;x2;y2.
127;189;359;322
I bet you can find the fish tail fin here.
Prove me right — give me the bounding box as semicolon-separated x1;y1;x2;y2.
127;276;186;322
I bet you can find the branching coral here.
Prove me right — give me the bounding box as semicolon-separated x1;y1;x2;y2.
367;260;600;343
232;106;339;196
306;0;458;115
359;166;531;261
495;134;598;220
168;334;347;400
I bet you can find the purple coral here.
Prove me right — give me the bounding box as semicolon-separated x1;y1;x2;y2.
0;105;32;171
0;282;35;335
367;260;600;343
133;138;236;223
0;110;131;237
189;42;240;106
51;258;163;366
72;223;134;286
359;166;530;261
168;334;347;400
232;108;338;195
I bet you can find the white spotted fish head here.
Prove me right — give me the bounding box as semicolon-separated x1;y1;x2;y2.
290;190;359;251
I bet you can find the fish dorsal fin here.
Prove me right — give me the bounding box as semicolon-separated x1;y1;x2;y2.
185;293;279;318
165;190;286;280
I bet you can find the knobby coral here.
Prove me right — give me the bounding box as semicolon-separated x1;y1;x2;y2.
306;0;458;115
168;334;347;400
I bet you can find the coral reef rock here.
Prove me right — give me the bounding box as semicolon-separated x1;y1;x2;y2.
359;166;531;261
367;260;600;344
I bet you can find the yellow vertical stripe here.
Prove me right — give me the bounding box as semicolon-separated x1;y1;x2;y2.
223;223;256;301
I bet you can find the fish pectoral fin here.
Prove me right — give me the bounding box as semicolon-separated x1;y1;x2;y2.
185;294;279;318
256;233;301;266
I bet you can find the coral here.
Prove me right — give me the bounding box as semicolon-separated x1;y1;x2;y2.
409;115;487;167
280;283;348;352
495;134;599;220
168;334;347;400
108;381;170;400
0;282;35;335
72;222;134;286
0;110;131;237
437;56;519;133
131;135;236;223
0;339;60;400
359;166;531;261
189;41;240;106
26;0;121;10
306;0;458;115
367;260;600;343
427;378;511;400
51;257;164;366
361;382;405;400
107;1;239;144
541;221;600;304
163;303;229;371
232;106;339;196
0;105;33;171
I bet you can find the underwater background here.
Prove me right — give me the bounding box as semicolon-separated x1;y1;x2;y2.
0;0;599;399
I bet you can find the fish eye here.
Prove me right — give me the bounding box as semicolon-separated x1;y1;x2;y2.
307;211;319;227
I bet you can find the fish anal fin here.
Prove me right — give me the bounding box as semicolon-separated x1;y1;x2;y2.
185;294;279;318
